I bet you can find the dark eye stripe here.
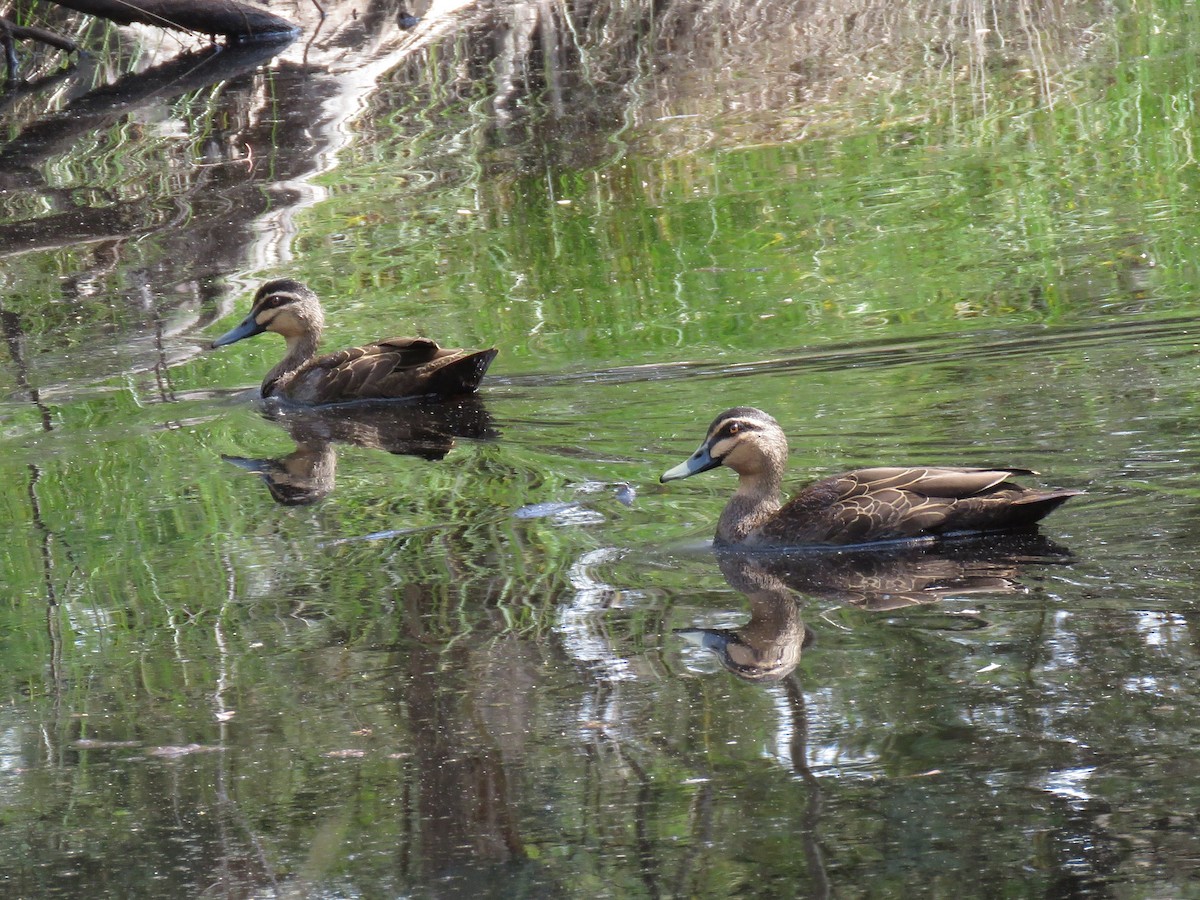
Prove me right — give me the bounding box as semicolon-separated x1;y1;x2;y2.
258;294;294;311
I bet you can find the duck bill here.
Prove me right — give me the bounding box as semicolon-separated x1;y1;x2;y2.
675;628;730;652
211;312;266;348
661;443;720;482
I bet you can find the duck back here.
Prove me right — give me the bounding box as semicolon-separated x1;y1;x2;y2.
271;339;498;404
747;467;1082;546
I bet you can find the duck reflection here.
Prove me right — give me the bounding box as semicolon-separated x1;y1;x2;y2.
677;554;816;683
750;531;1072;612
224;442;337;506
223;395;496;504
680;533;1072;681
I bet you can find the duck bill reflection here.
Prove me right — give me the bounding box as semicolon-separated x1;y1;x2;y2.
221;446;336;506
661;444;720;482
210;312;266;348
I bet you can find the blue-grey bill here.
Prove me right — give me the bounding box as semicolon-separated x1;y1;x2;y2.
660;444;719;482
210;314;265;348
674;628;729;651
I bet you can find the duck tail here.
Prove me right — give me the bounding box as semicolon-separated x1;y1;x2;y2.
428;348;498;397
1010;488;1084;524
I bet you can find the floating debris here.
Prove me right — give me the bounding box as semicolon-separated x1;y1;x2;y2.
146;744;225;758
72;739;141;750
514;501;581;519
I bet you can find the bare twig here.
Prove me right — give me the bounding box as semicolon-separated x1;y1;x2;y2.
0;14;80;83
0;17;80;54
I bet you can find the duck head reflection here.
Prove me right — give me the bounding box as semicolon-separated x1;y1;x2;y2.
677;554;815;682
223;395;497;504
680;533;1073;681
224;442;337;505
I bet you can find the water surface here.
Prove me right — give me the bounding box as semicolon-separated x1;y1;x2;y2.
3;0;1200;895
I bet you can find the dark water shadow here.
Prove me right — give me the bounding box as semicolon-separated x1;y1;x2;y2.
222;395;497;504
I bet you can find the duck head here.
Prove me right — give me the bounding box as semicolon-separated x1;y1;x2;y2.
661;407;788;482
210;279;325;349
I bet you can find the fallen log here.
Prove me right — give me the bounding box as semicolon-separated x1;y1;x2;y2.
47;0;298;41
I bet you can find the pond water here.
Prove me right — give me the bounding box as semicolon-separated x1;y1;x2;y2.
4;0;1200;895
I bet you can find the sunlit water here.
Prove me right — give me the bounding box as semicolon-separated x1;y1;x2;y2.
3;0;1200;895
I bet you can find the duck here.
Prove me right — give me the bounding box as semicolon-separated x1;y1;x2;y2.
661;407;1082;547
210;279;498;404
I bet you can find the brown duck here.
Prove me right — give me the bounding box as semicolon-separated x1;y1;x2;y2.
661;407;1082;547
210;279;498;404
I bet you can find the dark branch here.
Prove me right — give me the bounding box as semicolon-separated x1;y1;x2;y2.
0;17;80;54
45;0;298;40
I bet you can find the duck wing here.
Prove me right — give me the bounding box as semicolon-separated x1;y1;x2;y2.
290;338;497;403
765;466;1080;545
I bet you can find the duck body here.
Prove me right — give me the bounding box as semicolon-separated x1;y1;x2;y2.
662;407;1082;547
211;279;497;405
266;336;498;405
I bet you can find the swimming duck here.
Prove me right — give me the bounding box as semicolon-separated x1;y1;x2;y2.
210;279;498;404
661;407;1082;547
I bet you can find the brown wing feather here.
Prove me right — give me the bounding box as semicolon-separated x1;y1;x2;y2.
845;467;1033;497
309;337;444;373
763;466;1080;545
283;339;496;403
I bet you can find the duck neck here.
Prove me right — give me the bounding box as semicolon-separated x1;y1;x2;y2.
262;332;320;396
717;469;783;544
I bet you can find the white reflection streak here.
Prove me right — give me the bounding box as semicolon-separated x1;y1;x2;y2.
0;726;25;776
1040;609;1079;672
556;548;633;683
245;0;478;272
768;685;796;767
802;688;880;775
1133;610;1187;648
1042;766;1096;802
